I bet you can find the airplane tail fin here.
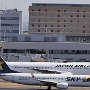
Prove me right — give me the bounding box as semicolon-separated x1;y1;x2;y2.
0;57;18;73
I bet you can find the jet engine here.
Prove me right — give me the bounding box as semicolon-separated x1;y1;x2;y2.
56;83;68;89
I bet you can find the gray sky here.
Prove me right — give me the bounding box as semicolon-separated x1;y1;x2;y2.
0;0;90;17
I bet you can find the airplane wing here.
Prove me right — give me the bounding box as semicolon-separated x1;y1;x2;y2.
31;74;68;89
36;79;68;89
31;74;57;86
28;68;73;74
38;79;57;86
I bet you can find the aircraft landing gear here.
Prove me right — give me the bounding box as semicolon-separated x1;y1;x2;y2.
47;86;51;90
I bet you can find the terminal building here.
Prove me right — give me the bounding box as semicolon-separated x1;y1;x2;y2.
0;33;90;61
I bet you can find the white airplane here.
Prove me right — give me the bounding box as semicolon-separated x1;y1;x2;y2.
1;57;90;90
6;61;90;75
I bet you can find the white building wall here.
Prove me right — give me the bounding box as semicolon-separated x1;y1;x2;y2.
19;12;22;34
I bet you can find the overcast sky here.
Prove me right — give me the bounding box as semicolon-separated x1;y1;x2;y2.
0;0;90;17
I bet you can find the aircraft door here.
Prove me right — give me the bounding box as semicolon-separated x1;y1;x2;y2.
11;76;15;82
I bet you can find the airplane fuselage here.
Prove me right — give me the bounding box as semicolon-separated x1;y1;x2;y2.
6;62;90;75
0;73;90;87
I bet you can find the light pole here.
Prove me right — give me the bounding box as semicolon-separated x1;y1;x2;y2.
61;29;64;35
45;28;47;34
0;14;1;41
4;30;6;41
4;28;12;41
0;14;1;42
30;27;34;33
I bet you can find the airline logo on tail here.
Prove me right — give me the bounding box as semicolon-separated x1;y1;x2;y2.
0;62;3;70
0;57;19;73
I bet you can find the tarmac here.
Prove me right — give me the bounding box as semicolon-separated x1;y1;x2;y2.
0;79;90;90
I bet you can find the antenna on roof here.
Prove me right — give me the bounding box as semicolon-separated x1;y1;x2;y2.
15;0;17;9
1;2;2;10
5;7;6;10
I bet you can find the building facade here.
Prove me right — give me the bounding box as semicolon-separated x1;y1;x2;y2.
1;41;90;61
29;3;90;42
0;33;65;42
0;33;90;61
0;9;22;41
